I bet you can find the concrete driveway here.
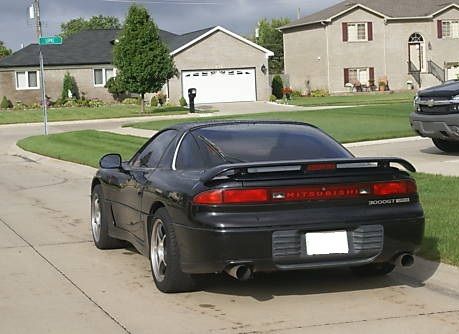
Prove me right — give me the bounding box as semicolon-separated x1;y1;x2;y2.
1;122;459;334
347;137;459;176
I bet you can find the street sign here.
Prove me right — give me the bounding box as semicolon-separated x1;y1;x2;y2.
39;36;62;46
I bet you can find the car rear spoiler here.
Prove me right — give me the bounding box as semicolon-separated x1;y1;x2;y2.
200;158;416;184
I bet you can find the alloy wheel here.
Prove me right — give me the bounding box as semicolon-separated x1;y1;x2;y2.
151;219;167;282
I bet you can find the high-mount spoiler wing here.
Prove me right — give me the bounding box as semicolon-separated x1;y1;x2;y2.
200;157;416;184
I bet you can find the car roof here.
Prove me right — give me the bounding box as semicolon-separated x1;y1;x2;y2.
165;120;319;133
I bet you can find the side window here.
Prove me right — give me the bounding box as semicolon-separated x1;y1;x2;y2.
175;134;205;170
131;130;177;168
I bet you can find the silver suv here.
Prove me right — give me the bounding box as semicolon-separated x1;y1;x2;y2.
411;80;459;153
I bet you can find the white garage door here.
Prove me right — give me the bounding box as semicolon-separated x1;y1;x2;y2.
447;64;459;81
182;68;256;104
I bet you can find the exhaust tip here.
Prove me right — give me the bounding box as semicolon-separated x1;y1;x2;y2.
225;265;253;281
397;254;415;267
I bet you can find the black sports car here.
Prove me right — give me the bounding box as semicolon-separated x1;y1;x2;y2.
91;121;424;293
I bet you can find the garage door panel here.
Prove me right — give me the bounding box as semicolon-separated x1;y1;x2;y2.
182;69;256;104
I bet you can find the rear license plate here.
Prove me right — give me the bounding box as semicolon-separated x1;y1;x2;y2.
305;231;349;255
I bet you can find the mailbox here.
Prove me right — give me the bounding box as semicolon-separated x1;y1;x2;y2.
188;88;197;113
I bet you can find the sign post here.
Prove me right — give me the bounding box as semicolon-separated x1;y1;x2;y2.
38;36;62;135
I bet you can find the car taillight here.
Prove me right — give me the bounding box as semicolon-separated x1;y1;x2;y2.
372;180;417;196
193;189;268;205
193;180;416;205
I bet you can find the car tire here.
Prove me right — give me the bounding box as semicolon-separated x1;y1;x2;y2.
149;208;198;293
350;262;395;276
91;185;126;249
432;139;459;153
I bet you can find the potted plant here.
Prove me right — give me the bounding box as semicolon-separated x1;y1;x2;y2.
378;79;387;91
345;82;354;92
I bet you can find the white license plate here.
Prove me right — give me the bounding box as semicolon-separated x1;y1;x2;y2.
305;231;349;255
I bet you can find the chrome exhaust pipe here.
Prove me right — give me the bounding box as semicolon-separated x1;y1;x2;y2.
225;265;253;281
396;253;415;268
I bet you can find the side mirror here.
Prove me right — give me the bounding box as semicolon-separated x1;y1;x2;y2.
99;154;122;169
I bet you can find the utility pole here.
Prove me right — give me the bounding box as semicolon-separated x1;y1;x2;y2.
32;0;48;135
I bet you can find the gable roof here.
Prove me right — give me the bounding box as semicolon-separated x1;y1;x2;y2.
0;26;272;69
280;0;459;30
170;26;274;56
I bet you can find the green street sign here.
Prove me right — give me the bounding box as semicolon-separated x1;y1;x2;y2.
39;36;63;46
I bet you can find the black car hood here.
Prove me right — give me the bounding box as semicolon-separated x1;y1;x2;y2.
418;80;459;98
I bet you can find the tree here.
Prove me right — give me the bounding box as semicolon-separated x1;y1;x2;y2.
256;18;290;74
114;5;176;113
272;75;284;99
0;41;12;59
60;15;122;38
61;72;79;100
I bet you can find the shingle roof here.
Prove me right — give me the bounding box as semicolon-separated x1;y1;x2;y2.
280;0;459;30
0;27;215;68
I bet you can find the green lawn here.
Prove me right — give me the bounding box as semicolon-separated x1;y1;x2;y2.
16;129;459;267
0;105;194;125
415;173;459;266
17;130;147;168
290;91;415;107
128;103;415;143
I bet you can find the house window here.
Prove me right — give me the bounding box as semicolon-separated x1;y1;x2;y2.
348;23;368;41
347;68;370;85
15;71;39;90
442;20;459;38
93;68;115;87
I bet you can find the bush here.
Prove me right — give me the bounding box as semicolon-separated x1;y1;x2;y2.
53;98;66;107
1;96;12;109
150;96;159;107
179;96;187;107
157;92;167;106
122;97;140;105
105;77;125;101
310;89;330;97
63;99;79;108
88;99;104;108
13;101;28;110
61;72;79;101
291;90;302;98
269;95;277;102
272;75;284;99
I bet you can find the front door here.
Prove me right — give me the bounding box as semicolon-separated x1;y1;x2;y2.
409;43;426;72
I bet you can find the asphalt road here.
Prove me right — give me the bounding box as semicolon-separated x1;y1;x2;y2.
1;120;459;334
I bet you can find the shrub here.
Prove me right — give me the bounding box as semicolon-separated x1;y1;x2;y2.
179;96;187;107
291;90;302;98
1;96;12;109
63;99;79;108
150;95;159;107
13;101;28;110
310;89;330;97
61;72;79;101
53;98;66;107
105;77;125;101
77;99;90;107
157;92;167;106
269;95;277;102
88;99;104;108
272;75;284;99
122;97;140;105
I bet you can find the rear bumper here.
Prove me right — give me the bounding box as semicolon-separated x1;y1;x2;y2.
410;112;459;140
174;217;425;274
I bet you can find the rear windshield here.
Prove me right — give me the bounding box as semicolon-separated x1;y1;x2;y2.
175;123;352;170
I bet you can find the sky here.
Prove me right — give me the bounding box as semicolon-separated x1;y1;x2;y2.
0;0;341;51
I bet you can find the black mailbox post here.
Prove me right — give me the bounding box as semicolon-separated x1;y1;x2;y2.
188;88;197;113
